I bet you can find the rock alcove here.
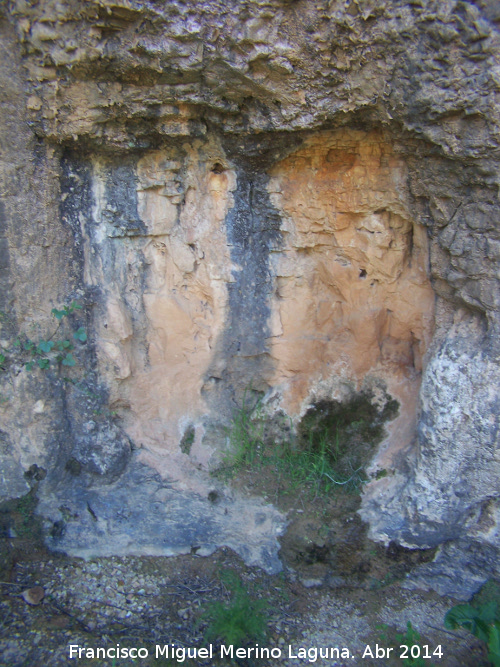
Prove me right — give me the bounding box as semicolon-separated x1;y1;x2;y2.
30;127;435;575
66;129;434;465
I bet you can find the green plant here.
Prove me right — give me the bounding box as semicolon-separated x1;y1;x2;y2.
0;491;41;539
445;601;500;666
376;622;436;666
395;622;432;666
219;389;397;503
271;431;363;497
223;393;264;468
0;301;86;373
14;494;37;536
219;397;367;499
200;570;268;646
180;425;196;455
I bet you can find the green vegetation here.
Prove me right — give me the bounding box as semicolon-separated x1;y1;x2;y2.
445;599;500;666
377;621;437;666
219;400;343;496
219;390;398;498
394;622;435;667
268;431;366;496
0;301;86;373
200;570;268;646
0;489;45;579
222;399;264;468
297;395;397;489
180;425;196;455
2;492;38;538
298;395;398;452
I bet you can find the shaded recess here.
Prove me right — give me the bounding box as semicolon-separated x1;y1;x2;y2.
36;129;437;575
266;130;435;417
298;391;399;477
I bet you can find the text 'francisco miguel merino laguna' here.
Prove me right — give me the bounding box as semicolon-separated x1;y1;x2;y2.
69;643;353;662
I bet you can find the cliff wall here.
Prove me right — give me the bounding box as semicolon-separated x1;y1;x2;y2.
0;0;499;595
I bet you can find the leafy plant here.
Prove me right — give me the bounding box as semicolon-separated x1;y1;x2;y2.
0;301;86;373
445;601;500;666
395;622;432;666
376;622;436;666
0;491;41;539
200;570;268;646
51;301;82;321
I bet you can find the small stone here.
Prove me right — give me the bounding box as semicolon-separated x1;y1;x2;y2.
21;586;45;605
300;578;323;588
26;96;43;111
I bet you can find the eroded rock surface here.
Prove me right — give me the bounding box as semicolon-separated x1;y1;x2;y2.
0;0;499;592
39;452;285;573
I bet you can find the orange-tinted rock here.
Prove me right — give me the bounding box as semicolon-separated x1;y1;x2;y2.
265;131;434;467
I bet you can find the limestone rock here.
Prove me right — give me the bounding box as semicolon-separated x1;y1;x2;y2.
38;452;285;574
0;1;498;590
361;314;500;597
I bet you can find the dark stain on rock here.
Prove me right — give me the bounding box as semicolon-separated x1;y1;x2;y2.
58;152;133;485
0;200;13;333
101;160;147;237
180;425;195;455
298;390;399;476
60;151;93;287
203;134;302;414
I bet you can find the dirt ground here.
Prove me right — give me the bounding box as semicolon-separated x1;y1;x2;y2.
0;547;486;667
0;458;490;667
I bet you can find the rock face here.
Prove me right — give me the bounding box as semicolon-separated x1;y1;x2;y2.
0;0;499;593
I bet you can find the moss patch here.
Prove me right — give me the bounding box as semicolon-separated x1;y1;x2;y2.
297;390;399;478
0;490;46;579
180;425;195;455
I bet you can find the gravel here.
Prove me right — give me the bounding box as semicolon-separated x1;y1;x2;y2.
0;549;487;667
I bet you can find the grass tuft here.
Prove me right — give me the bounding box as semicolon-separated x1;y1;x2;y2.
200;570;268;646
219;396;370;497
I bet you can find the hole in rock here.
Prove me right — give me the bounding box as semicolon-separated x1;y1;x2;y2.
208;490;220;504
65;458;82;477
211;162;225;174
300;543;331;565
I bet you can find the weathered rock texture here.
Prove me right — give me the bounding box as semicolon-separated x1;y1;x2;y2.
0;0;499;594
